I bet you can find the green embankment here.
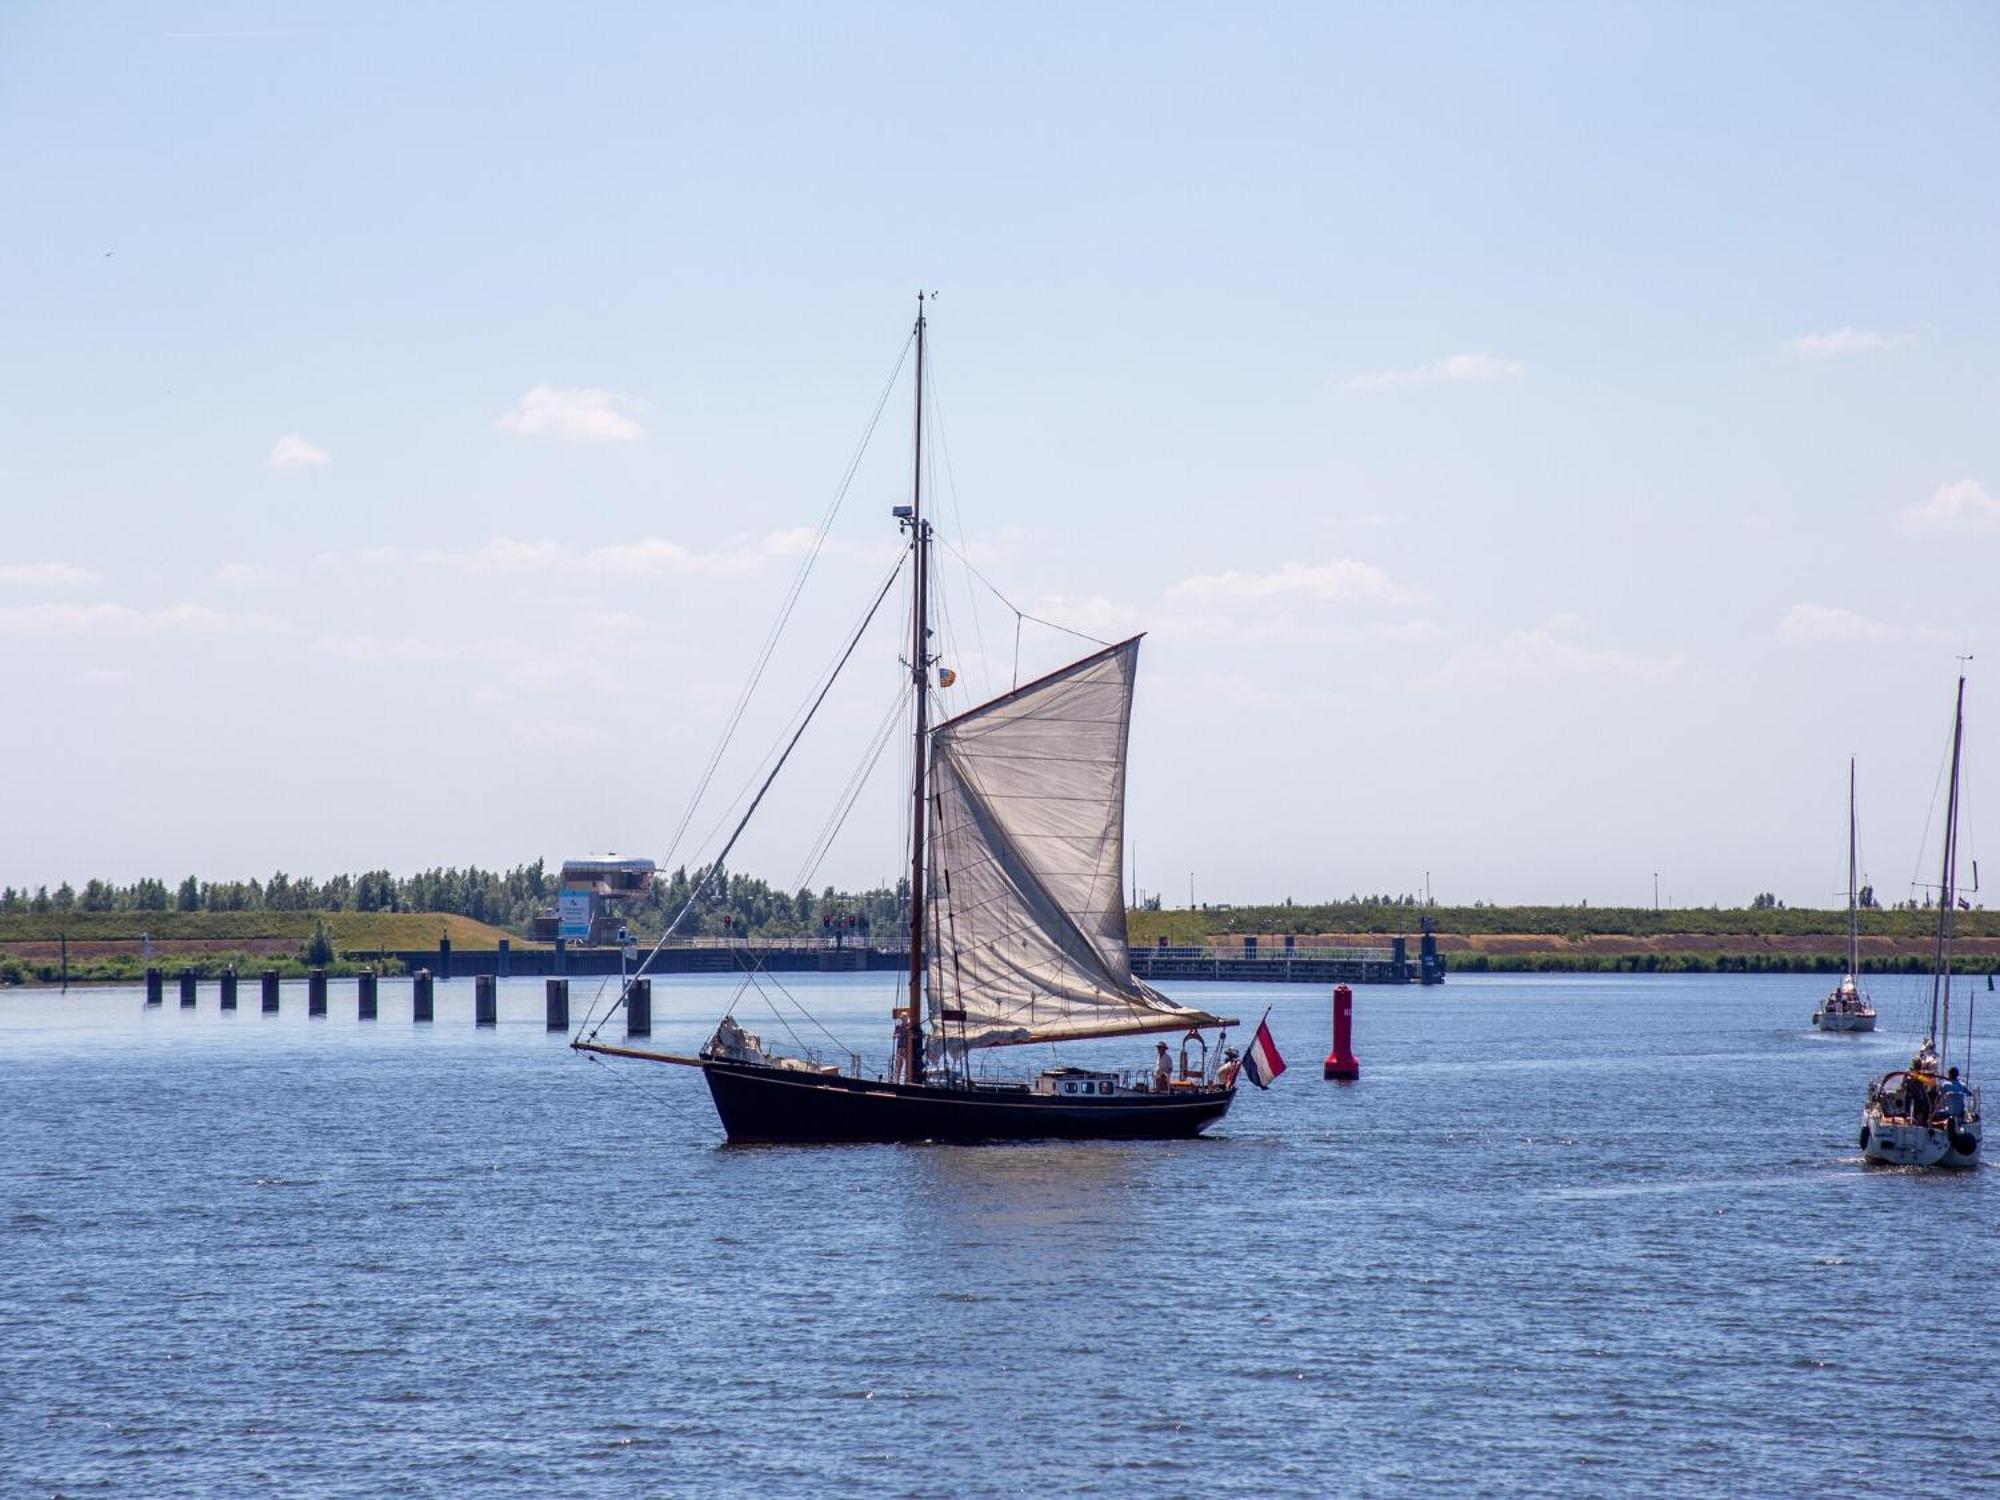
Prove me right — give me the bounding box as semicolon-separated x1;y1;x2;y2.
0;912;523;986
1127;903;2000;975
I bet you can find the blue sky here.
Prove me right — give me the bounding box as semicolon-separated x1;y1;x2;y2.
3;2;1997;908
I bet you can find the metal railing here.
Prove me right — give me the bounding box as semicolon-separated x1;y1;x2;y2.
1137;943;1398;963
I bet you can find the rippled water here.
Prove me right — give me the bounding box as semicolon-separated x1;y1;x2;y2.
5;971;1998;1496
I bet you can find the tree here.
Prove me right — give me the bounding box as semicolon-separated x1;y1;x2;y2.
1858;884;1878;910
1751;892;1779;910
177;876;202;912
303;919;336;967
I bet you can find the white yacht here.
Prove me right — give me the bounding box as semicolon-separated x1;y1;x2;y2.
1813;760;1876;1032
1860;676;1982;1168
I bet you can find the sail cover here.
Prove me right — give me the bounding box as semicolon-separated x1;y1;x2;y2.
926;636;1230;1049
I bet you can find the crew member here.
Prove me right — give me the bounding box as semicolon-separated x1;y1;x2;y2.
1153;1040;1172;1091
1215;1046;1241;1089
1942;1066;1972;1123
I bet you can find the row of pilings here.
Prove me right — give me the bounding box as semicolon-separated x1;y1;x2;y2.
141;968;653;1034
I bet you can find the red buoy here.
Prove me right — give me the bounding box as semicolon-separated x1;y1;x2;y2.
1323;983;1359;1080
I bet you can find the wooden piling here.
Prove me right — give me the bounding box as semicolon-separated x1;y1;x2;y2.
178;970;197;1007
308;968;328;1016
261;969;280;1012
357;969;377;1020
219;969;238;1010
546;977;570;1031
475;973;497;1026
498;938;511;978
145;967;163;1005
626;977;652;1037
413;968;434;1022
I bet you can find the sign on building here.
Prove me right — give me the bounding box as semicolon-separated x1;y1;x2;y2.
558;891;594;941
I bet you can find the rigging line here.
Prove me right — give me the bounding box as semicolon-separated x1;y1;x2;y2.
1910;711;1956;900
689;548;911;863
661;331;914;873
745;955;854;1060
732;953;814;1059
923;347;993;699
793;680;907;892
577;555;910;1045
581;1049;707;1127
935;534;1111;648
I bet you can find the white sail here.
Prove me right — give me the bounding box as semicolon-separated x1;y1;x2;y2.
926;636;1230;1049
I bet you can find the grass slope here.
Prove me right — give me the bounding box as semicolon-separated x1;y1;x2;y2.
0;912;519;949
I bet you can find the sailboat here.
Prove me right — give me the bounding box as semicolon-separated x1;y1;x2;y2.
1859;673;1982;1168
1812;757;1877;1032
573;298;1242;1142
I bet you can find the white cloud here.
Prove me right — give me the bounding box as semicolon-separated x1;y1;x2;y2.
313;633;464;664
1779;604;1890;644
1166;559;1421;608
1339;352;1526;393
1905;478;2000;534
75;667;130;686
0;561;100;588
1789;327;1914;359
496;384;645;444
0;601;236;636
267;434;330;469
215;563;279;588
316;530;880;580
1443;614;1682;683
1779;603;1951;647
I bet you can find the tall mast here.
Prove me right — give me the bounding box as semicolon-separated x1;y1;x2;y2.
903;293;932;1085
1928;672;1967;1051
1847;757;1859;980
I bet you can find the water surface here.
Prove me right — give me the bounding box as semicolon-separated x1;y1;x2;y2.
4;971;1997;1496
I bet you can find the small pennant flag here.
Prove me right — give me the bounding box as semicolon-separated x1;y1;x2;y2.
938;666;958;688
1243;1015;1286;1090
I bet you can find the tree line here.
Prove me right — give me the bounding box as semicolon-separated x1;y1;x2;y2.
0;862;912;940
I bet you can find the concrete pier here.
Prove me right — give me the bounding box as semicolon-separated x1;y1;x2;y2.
145;967;163;1005
219;969;238;1010
261;970;280;1012
413;969;434;1022
546;977;570;1031
178;970;197;1007
626;978;652;1037
308;968;328;1016
475;974;497;1026
357;969;378;1020
498;938;511;978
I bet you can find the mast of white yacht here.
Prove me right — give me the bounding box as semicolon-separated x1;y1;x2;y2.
1847;757;1859;982
1929;672;1967;1058
901;293;932;1086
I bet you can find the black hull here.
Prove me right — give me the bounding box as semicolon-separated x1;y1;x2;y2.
702;1059;1235;1144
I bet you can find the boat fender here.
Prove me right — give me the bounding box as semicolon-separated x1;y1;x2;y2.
1858;1125;1870;1149
1948;1127;1978;1156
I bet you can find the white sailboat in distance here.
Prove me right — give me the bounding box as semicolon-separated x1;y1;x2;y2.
1813;757;1877;1032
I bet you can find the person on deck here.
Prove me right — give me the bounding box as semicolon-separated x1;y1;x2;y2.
1153;1040;1172;1091
1906;1072;1933;1123
1215;1047;1241;1089
1942;1067;1971;1123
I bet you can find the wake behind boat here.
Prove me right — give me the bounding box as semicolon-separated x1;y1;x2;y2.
573;297;1255;1142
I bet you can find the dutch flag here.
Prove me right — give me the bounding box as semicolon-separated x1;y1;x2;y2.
1243;1014;1286;1090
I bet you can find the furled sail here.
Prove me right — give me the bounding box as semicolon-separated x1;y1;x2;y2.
926;636;1232;1049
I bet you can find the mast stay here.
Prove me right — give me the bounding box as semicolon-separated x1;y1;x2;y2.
1929;670;1968;1059
902;292;933;1085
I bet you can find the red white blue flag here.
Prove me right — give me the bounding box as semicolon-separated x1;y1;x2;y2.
1243;1016;1286;1089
